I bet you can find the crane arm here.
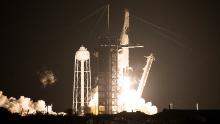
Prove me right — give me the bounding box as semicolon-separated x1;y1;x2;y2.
137;53;155;98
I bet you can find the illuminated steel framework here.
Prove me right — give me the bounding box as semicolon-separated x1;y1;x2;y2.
96;37;119;114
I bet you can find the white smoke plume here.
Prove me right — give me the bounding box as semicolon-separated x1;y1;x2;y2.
118;89;158;115
0;91;61;116
38;69;57;87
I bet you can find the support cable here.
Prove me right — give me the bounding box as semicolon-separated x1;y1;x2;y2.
76;5;106;25
131;13;191;51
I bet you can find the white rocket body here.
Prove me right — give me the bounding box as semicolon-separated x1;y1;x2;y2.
118;9;130;79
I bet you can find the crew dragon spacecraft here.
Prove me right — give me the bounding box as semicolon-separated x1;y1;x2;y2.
73;6;157;115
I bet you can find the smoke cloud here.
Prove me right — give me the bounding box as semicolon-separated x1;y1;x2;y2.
38;69;57;87
118;89;158;115
0;91;59;116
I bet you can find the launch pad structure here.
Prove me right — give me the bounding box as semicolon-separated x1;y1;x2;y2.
73;5;155;115
96;36;119;114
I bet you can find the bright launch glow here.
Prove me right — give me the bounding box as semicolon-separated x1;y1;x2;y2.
117;76;157;115
89;75;157;115
88;86;98;115
118;76;131;90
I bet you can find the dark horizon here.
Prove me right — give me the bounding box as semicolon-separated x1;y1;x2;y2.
2;0;220;112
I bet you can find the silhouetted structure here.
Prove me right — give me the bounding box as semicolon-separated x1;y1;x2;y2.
1;107;220;124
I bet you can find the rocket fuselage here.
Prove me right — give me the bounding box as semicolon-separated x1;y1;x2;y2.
118;9;129;79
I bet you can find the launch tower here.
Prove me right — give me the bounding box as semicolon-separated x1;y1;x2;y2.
73;6;156;115
96;37;119;114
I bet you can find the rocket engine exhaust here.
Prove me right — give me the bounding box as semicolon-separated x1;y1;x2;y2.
0;91;65;116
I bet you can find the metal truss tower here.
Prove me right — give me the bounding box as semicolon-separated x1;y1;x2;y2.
96;37;119;114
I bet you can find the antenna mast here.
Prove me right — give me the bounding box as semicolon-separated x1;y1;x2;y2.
107;4;110;32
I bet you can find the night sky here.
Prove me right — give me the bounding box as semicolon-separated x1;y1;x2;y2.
3;0;220;112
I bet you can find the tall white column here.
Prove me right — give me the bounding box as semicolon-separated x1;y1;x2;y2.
81;60;84;114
